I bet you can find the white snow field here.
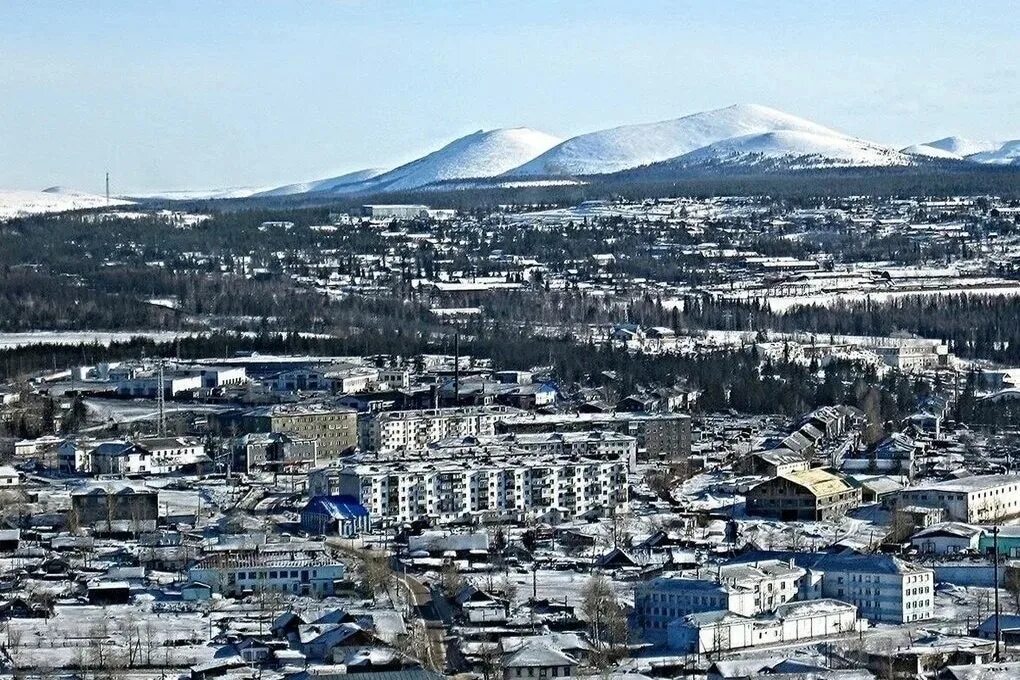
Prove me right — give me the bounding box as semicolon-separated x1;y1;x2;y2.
122;186;271;200
0;187;132;220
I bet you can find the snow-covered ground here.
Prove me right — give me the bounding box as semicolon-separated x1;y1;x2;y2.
0;330;197;350
8;604;215;671
0;187;132;220
756;281;1020;312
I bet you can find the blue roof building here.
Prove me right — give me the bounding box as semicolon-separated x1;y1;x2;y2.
300;495;371;537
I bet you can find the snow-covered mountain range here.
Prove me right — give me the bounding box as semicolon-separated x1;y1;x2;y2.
899;136;1019;164
3;104;1017;217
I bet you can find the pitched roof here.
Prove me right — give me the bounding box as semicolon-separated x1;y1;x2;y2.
504;641;577;668
769;468;853;497
303;495;369;519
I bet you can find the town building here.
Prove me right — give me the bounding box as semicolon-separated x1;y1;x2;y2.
666;599;861;653
634;559;806;642
359;406;516;453
745;468;861;521
299;495;371;537
335;452;628;524
231;432;318;474
60;436;206;475
502;641;578;679
241;405;358;461
897;475;1020;523
910;523;982;555
188;540;346;597
426;431;637;470
197;365;248;389
497;412;691;463
0;465;20;488
730;551;934;624
70;485;159;535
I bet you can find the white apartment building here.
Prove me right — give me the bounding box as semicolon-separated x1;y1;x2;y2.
667;599;861;653
897;475;1020;523
734;551;934;624
427;431;638;470
377;367;411;389
634;560;806;642
60;436;206;475
336;453;628;524
359;406;518;453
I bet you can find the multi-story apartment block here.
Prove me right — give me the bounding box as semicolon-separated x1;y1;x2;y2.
358;406;517;453
731;551;934;624
335;452;628;524
427;431;638;470
241;405;358;461
634;559;806;641
496;412;691;463
897;475;1020;523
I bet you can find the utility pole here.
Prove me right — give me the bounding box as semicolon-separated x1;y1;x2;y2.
157;360;166;437
994;524;1001;660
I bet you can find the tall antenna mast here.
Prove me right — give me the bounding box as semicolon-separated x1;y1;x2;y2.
157;359;166;437
105;172;110;206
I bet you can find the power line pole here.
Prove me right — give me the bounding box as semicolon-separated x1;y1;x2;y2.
994;524;1001;660
157;360;166;437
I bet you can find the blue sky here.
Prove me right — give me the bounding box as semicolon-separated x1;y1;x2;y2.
0;0;1017;193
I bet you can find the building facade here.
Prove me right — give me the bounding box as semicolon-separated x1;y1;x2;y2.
188;541;346;597
358;406;515;453
337;453;628;524
746;468;861;521
242;405;358;461
897;475;1020;523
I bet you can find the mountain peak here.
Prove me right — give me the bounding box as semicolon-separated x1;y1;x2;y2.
354;126;562;192
506;104;849;177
